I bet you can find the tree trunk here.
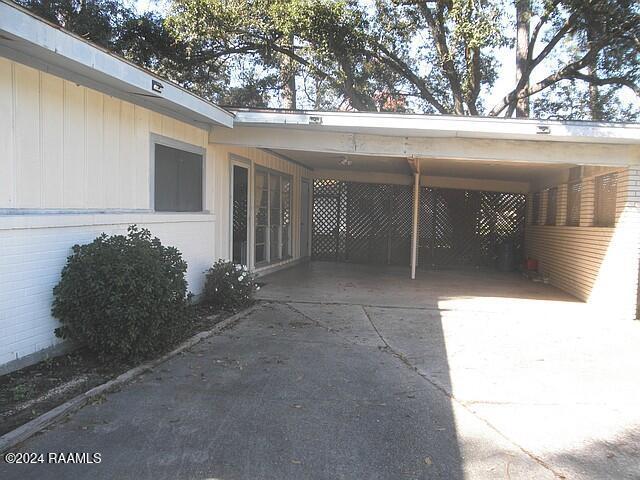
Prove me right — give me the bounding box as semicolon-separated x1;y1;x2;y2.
515;0;530;117
586;23;601;120
281;34;297;110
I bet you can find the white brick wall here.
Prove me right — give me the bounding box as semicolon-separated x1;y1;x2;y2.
0;212;216;367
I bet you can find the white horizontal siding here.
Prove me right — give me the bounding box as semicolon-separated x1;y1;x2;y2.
526;168;640;320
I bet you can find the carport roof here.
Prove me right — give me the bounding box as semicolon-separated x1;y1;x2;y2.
229;108;640;145
211;109;640;171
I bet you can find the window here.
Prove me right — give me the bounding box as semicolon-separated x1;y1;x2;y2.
566;182;581;226
282;178;291;258
546;187;557;226
254;171;268;263
531;192;541;225
154;143;203;212
594;173;617;227
254;169;292;264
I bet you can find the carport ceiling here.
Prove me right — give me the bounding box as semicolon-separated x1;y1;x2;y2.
270;148;574;182
272;150;411;174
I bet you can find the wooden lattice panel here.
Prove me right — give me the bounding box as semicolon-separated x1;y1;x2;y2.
313;179;525;269
312;179;346;260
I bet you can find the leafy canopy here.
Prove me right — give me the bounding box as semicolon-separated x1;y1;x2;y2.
16;0;640;120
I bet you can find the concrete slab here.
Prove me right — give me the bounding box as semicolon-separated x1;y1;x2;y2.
256;262;640;480
3;262;638;479
257;262;590;318
3;302;554;480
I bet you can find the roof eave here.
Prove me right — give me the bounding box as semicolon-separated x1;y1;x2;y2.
0;1;234;129
230;110;640;145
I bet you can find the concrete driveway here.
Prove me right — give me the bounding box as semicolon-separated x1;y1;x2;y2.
2;262;639;479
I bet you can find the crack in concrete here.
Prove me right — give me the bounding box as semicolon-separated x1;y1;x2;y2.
358;304;569;480
262;298;533;319
462;400;620;407
263;298;457;313
284;302;374;348
283;298;569;478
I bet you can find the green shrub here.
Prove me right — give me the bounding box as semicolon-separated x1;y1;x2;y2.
203;260;257;310
52;225;189;362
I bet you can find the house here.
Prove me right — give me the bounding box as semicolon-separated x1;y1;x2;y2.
1;1;639;373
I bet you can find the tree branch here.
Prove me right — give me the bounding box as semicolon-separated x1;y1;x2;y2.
417;2;466;114
530;11;580;70
569;72;640;97
371;42;449;113
491;47;604;116
490;10;617;117
499;5;578;118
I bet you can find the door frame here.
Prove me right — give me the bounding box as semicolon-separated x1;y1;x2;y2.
301;177;312;259
229;155;253;268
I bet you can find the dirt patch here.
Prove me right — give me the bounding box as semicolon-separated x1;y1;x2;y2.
0;303;246;437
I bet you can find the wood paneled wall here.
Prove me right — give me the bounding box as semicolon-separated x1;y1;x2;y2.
0;58;207;210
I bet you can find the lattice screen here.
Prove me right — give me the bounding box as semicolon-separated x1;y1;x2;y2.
313;179;526;269
312;179;347;260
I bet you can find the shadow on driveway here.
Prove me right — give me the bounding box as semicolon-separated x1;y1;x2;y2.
2;302;469;479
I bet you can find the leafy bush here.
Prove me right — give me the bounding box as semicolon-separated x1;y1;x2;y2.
52;225;189;362
203;260;257;310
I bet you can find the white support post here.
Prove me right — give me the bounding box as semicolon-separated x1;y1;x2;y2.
410;171;420;279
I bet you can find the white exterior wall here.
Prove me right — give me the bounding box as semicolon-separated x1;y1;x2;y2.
0;58;308;371
0;214;215;368
0;57;208;210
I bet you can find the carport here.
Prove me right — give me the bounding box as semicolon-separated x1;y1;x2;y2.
211;110;640;320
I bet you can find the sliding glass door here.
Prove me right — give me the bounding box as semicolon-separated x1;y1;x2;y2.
254;170;268;264
255;168;292;265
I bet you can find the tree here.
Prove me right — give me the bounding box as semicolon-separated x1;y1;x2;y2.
165;0;639;120
16;0;640;120
13;0;235;101
15;0;134;48
531;0;640;121
515;0;531;117
491;0;640;120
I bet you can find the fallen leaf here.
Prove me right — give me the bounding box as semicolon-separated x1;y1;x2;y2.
424;456;433;466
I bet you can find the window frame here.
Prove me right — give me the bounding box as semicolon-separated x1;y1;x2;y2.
150;134;207;213
254;166;293;267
